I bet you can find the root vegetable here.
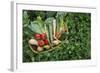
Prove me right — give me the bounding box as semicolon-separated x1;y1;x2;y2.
28;39;38;45
43;45;50;49
38;40;45;47
34;34;41;40
43;39;49;45
40;32;47;39
37;47;43;52
52;40;61;45
55;32;61;39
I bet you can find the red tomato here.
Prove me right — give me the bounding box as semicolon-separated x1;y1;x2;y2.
43;39;49;45
38;40;45;47
34;34;41;40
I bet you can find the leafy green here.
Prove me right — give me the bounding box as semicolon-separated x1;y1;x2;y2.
28;16;45;34
45;17;54;44
56;12;67;33
28;22;43;34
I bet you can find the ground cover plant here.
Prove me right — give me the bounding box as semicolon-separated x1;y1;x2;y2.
23;10;91;62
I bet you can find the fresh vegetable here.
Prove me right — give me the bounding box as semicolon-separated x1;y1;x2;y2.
43;39;49;45
53;19;58;40
55;32;61;39
28;39;38;45
45;18;54;45
56;12;68;33
28;16;45;34
34;34;41;40
40;32;47;39
43;45;50;49
37;47;43;52
52;40;61;45
38;40;45;47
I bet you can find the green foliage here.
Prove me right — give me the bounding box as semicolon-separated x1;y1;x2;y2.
45;17;54;44
23;10;91;62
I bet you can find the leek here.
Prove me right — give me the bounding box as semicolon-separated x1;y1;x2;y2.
45;17;54;45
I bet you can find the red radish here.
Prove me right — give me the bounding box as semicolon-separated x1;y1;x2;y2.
38;40;45;47
43;39;49;45
34;34;41;40
40;33;47;39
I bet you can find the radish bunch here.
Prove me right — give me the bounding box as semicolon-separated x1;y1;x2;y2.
29;33;50;52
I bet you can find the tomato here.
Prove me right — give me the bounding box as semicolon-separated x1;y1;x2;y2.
38;40;45;47
43;39;49;45
34;34;41;40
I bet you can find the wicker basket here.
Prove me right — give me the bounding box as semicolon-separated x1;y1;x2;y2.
28;32;68;54
29;41;62;53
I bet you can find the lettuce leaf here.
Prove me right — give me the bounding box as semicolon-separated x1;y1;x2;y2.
28;21;44;34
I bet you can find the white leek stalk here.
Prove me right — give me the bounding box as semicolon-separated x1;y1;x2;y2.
53;19;56;40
